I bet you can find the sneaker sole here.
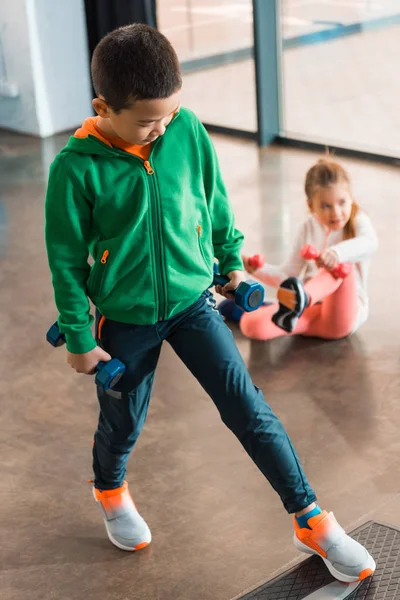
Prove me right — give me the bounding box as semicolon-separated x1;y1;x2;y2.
277;280;307;314
272;278;308;333
105;526;151;552
293;534;376;583
93;488;152;552
272;306;298;333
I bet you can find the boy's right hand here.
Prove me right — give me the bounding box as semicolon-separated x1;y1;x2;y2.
67;346;112;375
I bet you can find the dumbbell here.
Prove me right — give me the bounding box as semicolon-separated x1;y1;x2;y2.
213;263;264;312
247;254;265;270
300;244;351;279
46;322;125;393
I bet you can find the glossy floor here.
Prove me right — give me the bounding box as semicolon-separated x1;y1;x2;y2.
1;130;399;600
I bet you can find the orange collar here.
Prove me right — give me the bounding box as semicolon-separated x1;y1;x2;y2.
74;117;151;160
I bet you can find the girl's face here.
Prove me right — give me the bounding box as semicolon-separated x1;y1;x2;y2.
310;183;353;231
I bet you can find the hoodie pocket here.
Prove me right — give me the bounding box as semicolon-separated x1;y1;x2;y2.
196;225;209;270
88;246;111;298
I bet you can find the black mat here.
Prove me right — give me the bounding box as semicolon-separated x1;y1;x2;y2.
238;521;400;599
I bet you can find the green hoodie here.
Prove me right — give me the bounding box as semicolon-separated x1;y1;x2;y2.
45;108;244;354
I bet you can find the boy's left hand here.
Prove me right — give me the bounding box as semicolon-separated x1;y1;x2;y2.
215;270;246;299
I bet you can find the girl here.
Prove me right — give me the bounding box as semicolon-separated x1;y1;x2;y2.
240;157;378;341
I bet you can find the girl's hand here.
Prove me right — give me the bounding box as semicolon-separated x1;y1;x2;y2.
317;249;338;271
215;270;246;298
67;346;112;375
242;254;257;274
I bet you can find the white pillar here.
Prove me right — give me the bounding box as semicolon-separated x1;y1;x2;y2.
0;0;92;137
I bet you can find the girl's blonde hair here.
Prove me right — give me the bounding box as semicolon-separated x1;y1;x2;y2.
305;157;359;240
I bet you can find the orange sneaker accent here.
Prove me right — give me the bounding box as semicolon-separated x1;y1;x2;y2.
94;481;137;513
359;568;374;581
134;542;150;551
94;482;127;500
307;511;330;529
294;510;331;558
277;287;297;310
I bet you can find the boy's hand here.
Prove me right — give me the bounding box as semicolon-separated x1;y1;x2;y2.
67;346;112;375
316;249;338;271
215;270;246;299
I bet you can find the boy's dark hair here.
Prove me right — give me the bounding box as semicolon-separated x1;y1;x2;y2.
91;24;182;113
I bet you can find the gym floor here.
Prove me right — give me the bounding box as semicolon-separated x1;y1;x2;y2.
1;128;400;600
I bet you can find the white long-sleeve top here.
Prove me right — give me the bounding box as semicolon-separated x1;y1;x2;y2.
255;211;378;331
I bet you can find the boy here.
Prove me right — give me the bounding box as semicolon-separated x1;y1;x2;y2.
45;24;375;582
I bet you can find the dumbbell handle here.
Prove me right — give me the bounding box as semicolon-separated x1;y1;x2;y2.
46;322;125;391
300;244;320;261
95;358;125;391
300;244;351;279
212;264;264;311
213;273;231;287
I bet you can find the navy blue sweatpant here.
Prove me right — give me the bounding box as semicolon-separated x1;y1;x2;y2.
93;291;316;513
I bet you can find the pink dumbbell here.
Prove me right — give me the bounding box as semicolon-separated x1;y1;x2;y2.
247;254;265;269
301;244;351;279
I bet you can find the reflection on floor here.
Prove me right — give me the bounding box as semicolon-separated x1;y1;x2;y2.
1;129;400;600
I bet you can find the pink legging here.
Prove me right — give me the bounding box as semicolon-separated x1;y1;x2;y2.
240;266;358;341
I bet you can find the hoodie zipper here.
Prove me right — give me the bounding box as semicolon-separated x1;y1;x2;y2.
86;113;180;322
143;158;168;321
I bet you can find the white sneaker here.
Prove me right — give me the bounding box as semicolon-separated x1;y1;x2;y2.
294;510;375;583
93;481;151;551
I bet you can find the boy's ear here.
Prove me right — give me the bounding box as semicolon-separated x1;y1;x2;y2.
92;97;111;118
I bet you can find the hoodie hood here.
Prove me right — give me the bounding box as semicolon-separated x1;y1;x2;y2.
64;113;180;158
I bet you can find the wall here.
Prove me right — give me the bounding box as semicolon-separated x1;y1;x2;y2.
0;0;39;135
0;0;92;137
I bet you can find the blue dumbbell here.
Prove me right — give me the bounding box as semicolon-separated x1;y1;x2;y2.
218;298;246;322
46;322;66;347
46;321;125;392
212;263;264;312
